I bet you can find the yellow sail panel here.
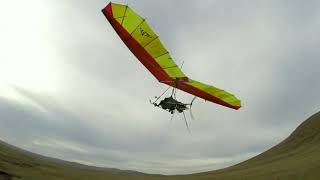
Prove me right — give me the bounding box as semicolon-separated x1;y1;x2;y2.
155;54;175;68
131;21;158;47
122;7;144;33
164;67;186;78
111;3;126;19
145;38;167;58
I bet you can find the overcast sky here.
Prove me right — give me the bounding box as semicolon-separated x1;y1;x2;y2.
0;0;320;175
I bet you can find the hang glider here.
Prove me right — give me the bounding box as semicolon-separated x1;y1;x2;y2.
102;2;241;110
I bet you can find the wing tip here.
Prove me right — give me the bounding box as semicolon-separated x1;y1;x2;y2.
101;2;113;18
234;105;241;110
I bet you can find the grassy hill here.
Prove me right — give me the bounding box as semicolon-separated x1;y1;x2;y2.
172;111;320;180
0;111;319;179
0;139;163;180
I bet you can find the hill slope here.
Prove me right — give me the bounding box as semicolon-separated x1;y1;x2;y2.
173;111;320;180
0;139;162;180
0;111;319;179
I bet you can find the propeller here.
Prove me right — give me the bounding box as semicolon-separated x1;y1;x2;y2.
170;110;175;125
169;104;178;128
189;96;197;120
182;111;190;133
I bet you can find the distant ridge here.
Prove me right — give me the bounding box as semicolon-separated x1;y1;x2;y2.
0;111;319;179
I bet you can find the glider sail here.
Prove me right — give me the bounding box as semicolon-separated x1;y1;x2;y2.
102;2;241;110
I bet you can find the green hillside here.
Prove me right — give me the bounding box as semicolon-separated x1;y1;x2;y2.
0;140;164;180
173;111;320;180
0;111;319;180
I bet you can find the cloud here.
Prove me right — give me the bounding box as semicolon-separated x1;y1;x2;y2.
32;139;89;154
0;0;320;175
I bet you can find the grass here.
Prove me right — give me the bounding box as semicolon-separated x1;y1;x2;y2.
0;111;319;179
